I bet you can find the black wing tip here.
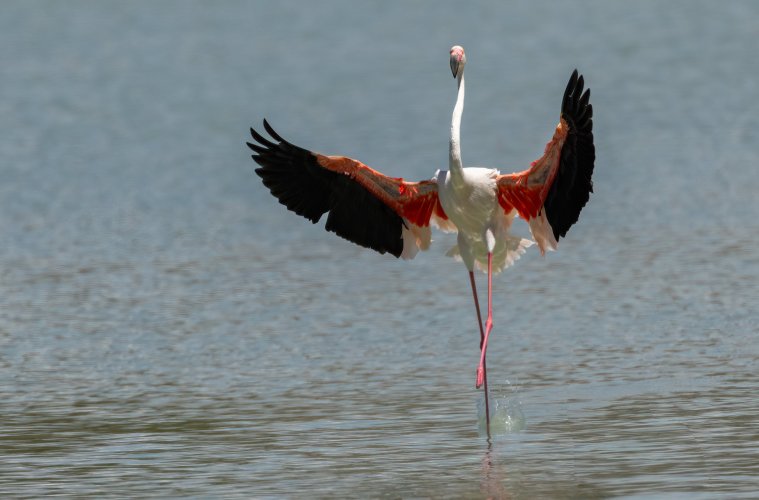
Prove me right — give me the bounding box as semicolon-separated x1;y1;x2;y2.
262;118;283;142
249;119;295;154
561;69;593;132
544;69;596;241
562;70;579;111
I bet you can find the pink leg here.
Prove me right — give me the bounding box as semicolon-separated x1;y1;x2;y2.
475;252;494;389
469;270;491;435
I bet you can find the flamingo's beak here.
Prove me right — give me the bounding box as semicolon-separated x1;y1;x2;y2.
450;54;459;78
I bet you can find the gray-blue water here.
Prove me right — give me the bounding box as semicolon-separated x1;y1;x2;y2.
1;1;758;497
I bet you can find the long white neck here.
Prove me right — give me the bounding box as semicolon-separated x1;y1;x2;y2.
449;71;465;181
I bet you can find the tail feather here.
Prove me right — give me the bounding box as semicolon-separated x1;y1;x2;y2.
447;236;533;274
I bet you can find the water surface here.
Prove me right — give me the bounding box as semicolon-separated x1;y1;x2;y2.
1;1;758;497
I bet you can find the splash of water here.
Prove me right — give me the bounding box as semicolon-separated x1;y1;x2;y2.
477;380;525;435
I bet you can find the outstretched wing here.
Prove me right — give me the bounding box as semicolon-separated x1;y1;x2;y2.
248;120;449;259
496;70;595;253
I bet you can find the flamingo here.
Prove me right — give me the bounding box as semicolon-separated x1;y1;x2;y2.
247;46;594;434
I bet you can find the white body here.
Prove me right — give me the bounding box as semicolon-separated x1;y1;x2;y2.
437;167;531;274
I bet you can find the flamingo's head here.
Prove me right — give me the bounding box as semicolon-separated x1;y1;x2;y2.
450;45;466;78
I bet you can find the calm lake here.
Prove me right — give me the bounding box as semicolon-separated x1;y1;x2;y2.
1;1;758;497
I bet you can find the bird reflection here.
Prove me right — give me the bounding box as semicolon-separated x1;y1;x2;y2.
480;440;510;499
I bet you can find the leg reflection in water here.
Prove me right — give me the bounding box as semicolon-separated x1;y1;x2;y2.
480;440;509;499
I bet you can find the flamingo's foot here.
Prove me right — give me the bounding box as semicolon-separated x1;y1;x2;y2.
475;365;485;389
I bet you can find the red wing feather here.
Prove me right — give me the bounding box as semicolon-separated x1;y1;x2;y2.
313;155;445;228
